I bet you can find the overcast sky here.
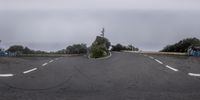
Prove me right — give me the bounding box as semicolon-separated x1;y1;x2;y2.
0;0;200;51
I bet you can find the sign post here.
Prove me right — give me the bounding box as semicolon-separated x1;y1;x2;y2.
101;28;105;37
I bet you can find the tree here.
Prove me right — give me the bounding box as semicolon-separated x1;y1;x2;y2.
23;47;34;54
111;44;139;51
111;44;123;51
90;36;111;58
34;50;48;54
7;45;48;54
161;37;200;52
66;44;87;54
55;49;66;54
7;45;24;53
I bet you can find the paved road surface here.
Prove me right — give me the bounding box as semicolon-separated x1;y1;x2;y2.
0;52;200;100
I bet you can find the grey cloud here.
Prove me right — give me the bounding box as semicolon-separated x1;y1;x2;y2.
0;10;200;51
0;0;200;11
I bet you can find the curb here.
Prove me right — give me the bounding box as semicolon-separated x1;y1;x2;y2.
123;51;187;56
88;52;112;60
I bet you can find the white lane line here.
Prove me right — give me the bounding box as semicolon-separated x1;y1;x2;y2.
155;59;163;64
49;60;54;63
149;56;154;59
55;58;59;60
23;68;37;74
165;65;179;72
0;74;14;77
188;73;200;77
42;62;48;66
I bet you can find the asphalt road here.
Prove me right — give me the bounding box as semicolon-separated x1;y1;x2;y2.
0;52;200;100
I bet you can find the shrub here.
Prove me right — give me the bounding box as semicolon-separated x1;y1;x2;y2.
111;44;139;51
161;37;200;52
90;36;111;58
66;44;87;54
7;45;47;54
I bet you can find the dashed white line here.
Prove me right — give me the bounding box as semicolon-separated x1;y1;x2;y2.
144;55;147;57
49;60;54;63
55;58;59;60
42;62;48;66
149;56;154;59
155;59;163;64
23;68;38;74
0;74;14;77
165;65;179;72
188;73;200;77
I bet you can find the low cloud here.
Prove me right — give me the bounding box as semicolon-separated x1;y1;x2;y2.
0;10;200;51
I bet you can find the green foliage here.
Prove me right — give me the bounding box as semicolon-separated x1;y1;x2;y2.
161;37;200;52
90;46;105;58
23;47;35;54
112;44;123;51
7;45;24;53
66;44;87;54
111;44;139;51
55;49;66;54
90;36;111;58
93;36;111;49
7;45;47;54
33;50;48;54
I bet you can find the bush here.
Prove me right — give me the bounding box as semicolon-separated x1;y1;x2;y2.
7;45;24;53
7;45;47;54
90;36;111;58
111;44;139;51
66;44;87;54
90;46;105;58
54;49;66;54
161;37;200;52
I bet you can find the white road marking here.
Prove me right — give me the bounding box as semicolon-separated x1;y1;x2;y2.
188;73;200;77
0;74;14;77
165;65;179;72
49;60;54;63
23;68;37;74
149;56;154;59
155;59;163;64
42;62;48;66
55;58;59;60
